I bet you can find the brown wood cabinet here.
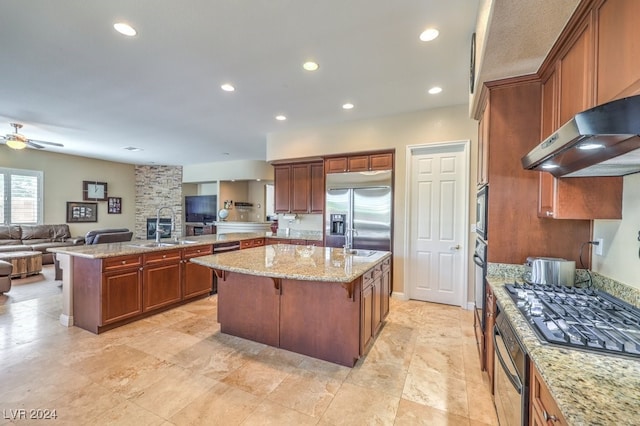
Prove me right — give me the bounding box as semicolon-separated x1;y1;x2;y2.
267;237;322;246
142;249;182;312
240;237;265;249
480;80;592;265
360;260;388;354
101;255;143;325
326;152;393;173
182;245;213;299
273;161;324;214
477;101;490;186
381;257;391;318
530;361;569;426
595;0;640;103
73;247;213;334
484;282;496;391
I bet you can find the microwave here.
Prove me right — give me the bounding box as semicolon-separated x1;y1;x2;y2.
476;184;488;241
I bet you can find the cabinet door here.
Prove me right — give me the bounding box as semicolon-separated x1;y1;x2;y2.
143;259;182;311
326;157;348;173
530;362;569;426
369;153;393;171
274;165;292;213
372;268;382;336
381;258;391;318
348;156;369;172
477;100;490;186
183;245;213;299
360;283;373;353
291;163;311;213
558;19;594;124
596;0;640;103
484;283;496;390
102;268;142;325
309;162;324;213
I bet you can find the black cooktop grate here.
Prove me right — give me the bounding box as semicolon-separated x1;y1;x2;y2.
505;283;640;358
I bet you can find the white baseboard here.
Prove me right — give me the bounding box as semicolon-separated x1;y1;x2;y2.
391;291;409;301
466;302;475;311
59;314;73;327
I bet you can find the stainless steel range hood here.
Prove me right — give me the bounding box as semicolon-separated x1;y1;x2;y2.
521;95;640;177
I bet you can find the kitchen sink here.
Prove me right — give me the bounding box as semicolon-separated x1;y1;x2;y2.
128;242;178;248
345;249;376;257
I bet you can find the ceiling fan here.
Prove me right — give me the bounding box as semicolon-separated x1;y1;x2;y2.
1;123;64;150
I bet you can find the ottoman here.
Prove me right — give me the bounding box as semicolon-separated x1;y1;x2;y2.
0;260;12;293
0;251;42;279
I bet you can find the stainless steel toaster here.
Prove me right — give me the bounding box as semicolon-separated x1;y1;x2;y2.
524;257;576;286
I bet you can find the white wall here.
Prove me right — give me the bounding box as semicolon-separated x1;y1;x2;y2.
592;173;640;290
183;160;274;183
267;105;478;297
1;147;136;236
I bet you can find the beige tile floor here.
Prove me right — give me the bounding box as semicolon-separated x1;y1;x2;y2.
0;267;498;425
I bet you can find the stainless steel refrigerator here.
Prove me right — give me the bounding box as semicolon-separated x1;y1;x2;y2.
324;171;392;251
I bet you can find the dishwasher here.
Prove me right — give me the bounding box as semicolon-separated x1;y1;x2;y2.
493;305;529;426
210;241;240;294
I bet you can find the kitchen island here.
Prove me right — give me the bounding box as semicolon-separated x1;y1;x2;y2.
48;233;268;332
191;245;392;366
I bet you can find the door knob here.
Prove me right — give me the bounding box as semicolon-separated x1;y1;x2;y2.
450;244;461;250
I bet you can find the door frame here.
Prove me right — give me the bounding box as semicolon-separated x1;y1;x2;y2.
403;140;471;309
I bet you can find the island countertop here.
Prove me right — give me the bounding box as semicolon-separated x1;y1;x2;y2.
487;276;640;426
190;245;391;283
47;232;268;259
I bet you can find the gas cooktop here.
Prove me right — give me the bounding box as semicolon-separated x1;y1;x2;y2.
505;283;640;358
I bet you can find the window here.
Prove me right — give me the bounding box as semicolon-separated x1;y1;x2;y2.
0;167;44;225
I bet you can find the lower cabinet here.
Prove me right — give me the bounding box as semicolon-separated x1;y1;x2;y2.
73;247;213;334
530;361;568;426
240;237;265;249
182;245;213;299
484;282;496;390
266;237;322;246
360;260;389;354
142;249;182;312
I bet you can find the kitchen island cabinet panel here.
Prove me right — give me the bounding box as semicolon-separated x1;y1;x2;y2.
183;245;214;299
280;278;360;367
102;268;143;325
217;272;280;347
142;260;182;312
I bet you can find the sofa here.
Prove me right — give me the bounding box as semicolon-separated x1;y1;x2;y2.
0;224;85;265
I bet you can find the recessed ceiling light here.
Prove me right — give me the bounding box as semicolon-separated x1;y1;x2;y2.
114;22;137;37
419;28;439;42
275;115;287;121
303;61;319;71
342;103;354;110
221;84;235;92
428;87;442;94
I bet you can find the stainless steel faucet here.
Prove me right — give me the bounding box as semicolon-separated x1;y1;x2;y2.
156;206;176;243
344;227;357;252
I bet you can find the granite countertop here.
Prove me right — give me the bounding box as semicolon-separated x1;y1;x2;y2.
487;276;640;426
190;245;390;283
47;232;268;259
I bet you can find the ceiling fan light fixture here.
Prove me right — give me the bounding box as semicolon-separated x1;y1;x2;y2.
6;136;27;150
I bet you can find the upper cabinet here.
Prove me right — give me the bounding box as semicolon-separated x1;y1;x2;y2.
274;161;324;214
326;152;393;173
536;0;624;219
595;0;640;103
477;100;490;187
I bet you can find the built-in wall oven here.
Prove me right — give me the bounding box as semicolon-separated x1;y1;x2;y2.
493;305;529;426
476;184;488;241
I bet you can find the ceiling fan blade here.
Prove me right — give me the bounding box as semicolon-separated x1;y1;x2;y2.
27;138;64;147
26;141;46;149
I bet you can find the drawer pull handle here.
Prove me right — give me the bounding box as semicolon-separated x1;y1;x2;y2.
543;411;559;423
121;261;126;265
546;211;554;217
163;255;167;258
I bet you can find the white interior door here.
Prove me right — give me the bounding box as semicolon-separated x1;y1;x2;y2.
407;143;468;306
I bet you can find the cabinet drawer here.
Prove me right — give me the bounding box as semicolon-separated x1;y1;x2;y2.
241;238;265;249
103;255;142;272
183;245;213;258
381;257;391;269
143;249;182;264
362;268;375;286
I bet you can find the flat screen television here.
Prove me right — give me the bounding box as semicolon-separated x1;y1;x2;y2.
185;195;217;223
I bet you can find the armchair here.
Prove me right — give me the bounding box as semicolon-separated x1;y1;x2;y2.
0;260;13;293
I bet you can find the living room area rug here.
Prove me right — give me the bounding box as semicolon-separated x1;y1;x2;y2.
0;264;61;305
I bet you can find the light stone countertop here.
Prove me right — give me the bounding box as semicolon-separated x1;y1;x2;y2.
487;276;640;426
190;245;391;283
47;232;269;259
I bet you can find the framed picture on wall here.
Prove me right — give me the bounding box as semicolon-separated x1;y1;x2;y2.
66;201;98;223
108;197;122;214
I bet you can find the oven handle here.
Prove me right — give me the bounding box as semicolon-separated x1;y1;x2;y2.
493;325;523;393
473;253;484;267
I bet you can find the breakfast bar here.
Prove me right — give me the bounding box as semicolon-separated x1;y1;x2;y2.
191;244;392;366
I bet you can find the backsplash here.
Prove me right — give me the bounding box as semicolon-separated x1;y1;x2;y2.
275;213;323;233
487;263;640;308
